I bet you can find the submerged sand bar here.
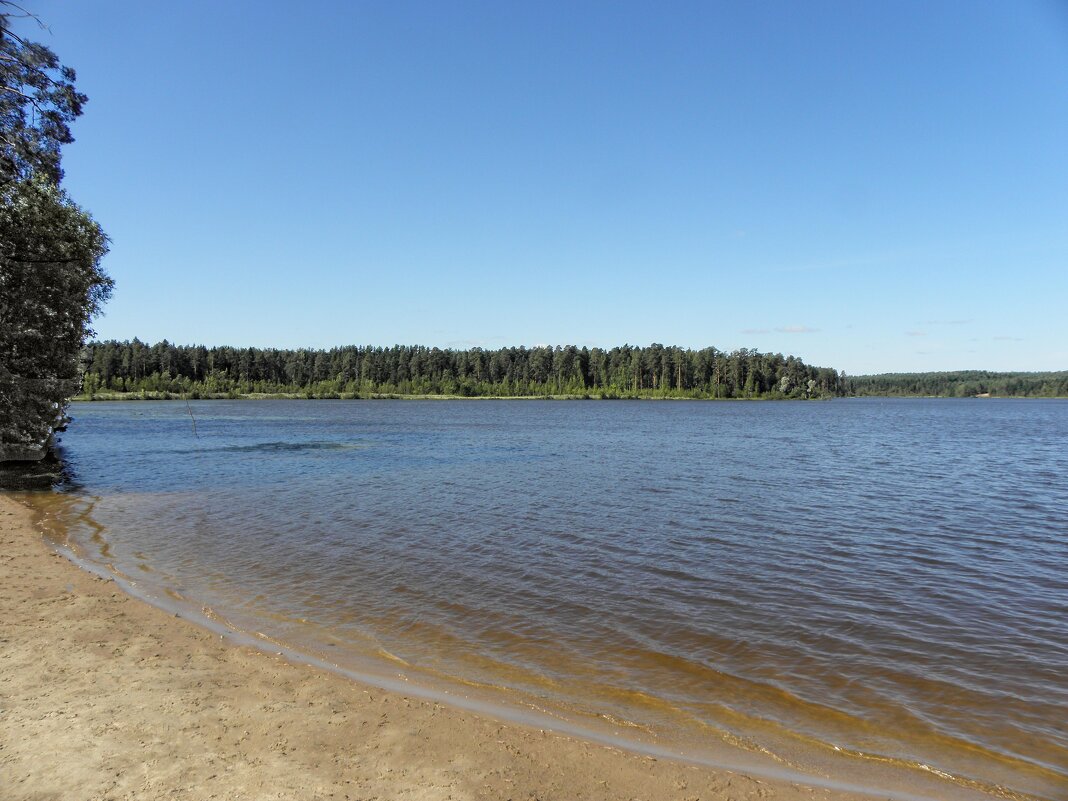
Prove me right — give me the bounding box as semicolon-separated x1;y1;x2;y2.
0;494;1015;801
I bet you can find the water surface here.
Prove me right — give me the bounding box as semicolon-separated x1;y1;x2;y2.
36;399;1068;799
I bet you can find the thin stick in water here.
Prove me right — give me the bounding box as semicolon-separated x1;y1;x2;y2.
185;398;199;438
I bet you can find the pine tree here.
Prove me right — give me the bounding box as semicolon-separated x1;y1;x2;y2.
1;5;111;465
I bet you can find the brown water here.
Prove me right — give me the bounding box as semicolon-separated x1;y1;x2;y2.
30;399;1068;799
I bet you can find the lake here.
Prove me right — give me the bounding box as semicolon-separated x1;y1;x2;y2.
31;398;1068;800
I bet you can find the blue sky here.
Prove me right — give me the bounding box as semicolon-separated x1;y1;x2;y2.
19;1;1068;374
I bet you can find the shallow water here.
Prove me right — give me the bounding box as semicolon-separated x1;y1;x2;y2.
36;398;1068;799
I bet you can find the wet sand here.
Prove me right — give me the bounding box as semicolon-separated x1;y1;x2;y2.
0;494;961;801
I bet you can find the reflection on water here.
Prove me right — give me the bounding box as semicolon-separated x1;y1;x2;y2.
35;399;1068;799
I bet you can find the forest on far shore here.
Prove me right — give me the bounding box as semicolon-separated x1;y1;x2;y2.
79;340;844;399
848;371;1068;398
77;341;1068;401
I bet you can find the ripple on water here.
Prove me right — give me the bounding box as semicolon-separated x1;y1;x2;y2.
46;398;1068;800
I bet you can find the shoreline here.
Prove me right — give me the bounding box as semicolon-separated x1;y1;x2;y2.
69;393;1068;402
0;492;1029;801
70;393;820;402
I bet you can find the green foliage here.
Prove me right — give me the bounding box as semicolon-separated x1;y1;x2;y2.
847;371;1068;398
78;341;844;401
0;7;111;462
0;6;85;185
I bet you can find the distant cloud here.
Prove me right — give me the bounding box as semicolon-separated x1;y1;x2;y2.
446;336;508;348
776;250;903;275
740;325;820;335
993;335;1023;342
905;330;927;337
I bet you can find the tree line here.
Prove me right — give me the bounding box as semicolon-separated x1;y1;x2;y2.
80;340;846;399
847;371;1068;398
1;4;111;467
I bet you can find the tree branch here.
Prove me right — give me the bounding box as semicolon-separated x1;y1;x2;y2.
1;83;43;110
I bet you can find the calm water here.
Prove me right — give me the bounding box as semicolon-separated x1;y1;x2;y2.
33;399;1068;799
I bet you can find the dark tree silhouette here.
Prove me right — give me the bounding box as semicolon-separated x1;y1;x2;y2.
1;4;111;463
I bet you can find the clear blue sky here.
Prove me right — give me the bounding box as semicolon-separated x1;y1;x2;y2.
19;1;1068;374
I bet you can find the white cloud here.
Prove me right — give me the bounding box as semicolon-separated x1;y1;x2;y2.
445;336;509;348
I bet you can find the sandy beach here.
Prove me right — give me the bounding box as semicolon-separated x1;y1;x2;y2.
0;493;971;801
